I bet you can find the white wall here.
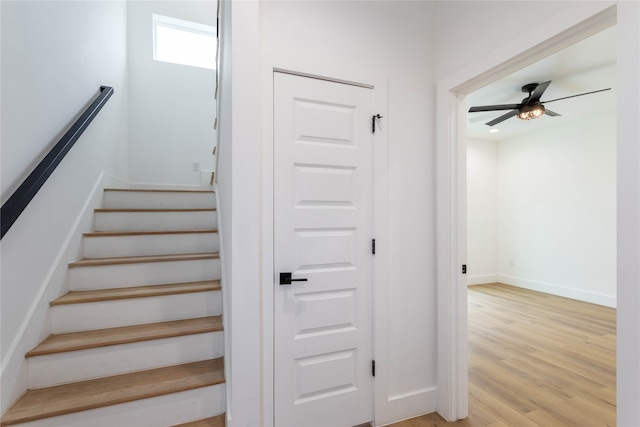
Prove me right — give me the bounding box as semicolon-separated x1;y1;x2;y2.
221;1;437;425
434;1;586;81
466;139;498;284
215;0;234;421
467;113;617;307
127;1;216;188
615;2;640;424
216;1;263;425
261;1;437;424
1;1;129;198
0;0;129;410
496;113;616;306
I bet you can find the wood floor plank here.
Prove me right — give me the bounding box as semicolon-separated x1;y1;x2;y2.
387;283;616;427
51;280;221;305
390;412;472;427
68;252;219;268
467;382;539;427
526;349;614;388
172;414;225;427
575;388;616;416
525;395;615;427
0;359;224;426
26;316;222;357
500;353;608;396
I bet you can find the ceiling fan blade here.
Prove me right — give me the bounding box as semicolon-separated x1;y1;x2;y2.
468;112;496;123
486;109;519;127
527;81;551;104
469;104;521;113
545;109;561;117
542;88;611;104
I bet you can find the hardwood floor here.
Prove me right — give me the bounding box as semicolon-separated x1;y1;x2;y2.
388;283;616;427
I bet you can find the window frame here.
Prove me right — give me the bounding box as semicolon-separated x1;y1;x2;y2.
152;14;216;70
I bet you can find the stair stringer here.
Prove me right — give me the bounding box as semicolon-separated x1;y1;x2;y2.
0;172;109;414
215;188;232;426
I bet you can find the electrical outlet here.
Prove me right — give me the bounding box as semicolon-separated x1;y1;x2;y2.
192;161;200;171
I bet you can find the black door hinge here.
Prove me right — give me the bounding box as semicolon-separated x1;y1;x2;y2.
372;360;376;377
372;114;383;134
372;239;376;255
462;264;467;274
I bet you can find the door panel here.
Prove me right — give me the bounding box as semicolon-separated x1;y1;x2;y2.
274;72;374;427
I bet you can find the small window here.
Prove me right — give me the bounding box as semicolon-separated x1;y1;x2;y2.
153;14;216;70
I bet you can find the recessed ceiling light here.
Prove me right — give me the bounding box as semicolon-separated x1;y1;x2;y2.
489;128;499;133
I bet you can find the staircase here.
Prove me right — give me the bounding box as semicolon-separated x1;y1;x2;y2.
1;189;225;427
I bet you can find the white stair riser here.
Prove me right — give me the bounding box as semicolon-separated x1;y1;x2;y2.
103;191;216;210
94;211;217;231
83;233;219;258
52;292;222;333
28;332;224;389
69;258;220;290
14;384;225;427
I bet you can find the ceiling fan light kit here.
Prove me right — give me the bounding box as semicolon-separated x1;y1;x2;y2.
517;104;545;120
468;80;611;126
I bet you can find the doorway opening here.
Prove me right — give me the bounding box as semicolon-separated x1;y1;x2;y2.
464;25;617;423
436;5;617;422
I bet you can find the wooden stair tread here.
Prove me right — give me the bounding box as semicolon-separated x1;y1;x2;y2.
95;208;216;213
0;359;224;426
104;188;214;194
51;280;221;306
69;252;219;268
172;414;225;427
83;229;218;237
26;316;223;357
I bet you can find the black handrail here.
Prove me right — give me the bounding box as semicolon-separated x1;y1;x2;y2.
1;86;114;239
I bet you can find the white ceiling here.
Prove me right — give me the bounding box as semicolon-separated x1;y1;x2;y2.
466;26;617;142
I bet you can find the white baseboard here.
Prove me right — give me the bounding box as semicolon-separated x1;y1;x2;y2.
376;387;437;426
498;274;616;308
101;172;130;189
467;274;498;286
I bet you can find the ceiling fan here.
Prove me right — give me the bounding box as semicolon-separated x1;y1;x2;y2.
468;81;611;127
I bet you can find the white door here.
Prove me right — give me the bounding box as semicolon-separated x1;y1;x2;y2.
274;72;375;427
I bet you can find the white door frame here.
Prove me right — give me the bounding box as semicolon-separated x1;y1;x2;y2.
435;4;617;421
260;52;390;426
